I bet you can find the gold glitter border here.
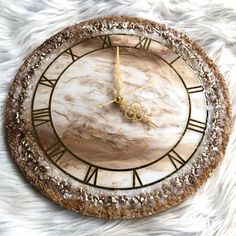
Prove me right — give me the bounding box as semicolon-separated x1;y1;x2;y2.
5;16;232;219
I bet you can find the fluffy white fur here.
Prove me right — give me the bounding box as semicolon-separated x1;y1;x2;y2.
0;0;236;235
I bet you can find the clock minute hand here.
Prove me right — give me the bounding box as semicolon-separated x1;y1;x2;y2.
113;46;124;97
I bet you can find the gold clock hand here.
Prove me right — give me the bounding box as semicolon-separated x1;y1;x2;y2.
123;101;158;128
114;46;124;97
97;82;154;109
123;82;154;96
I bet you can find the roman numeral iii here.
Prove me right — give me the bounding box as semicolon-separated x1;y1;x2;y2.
187;119;206;133
33;108;50;127
135;37;152;51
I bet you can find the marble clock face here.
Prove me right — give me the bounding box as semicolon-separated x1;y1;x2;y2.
6;16;231;219
32;34;207;190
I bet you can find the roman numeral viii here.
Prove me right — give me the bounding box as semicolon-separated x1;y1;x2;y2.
33;108;50;127
135;37;152;51
187;119;206;133
168;150;186;170
84;166;98;185
45;141;66;162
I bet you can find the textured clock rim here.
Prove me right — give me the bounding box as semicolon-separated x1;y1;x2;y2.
5;16;232;219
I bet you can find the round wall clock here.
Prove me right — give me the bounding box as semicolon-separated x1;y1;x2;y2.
6;16;232;219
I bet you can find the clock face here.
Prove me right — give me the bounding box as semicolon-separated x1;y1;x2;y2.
6;16;231;219
32;34;207;190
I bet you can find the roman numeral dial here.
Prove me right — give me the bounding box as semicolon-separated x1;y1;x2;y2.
33;108;50;127
135;37;152;50
39;75;57;88
133;169;143;187
65;48;79;61
45;141;66;162
168;150;186;169
187;119;206;133
84;166;98;185
100;35;112;48
187;85;204;94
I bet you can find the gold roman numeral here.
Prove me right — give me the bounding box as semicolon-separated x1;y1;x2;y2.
133;169;143;187
39;75;57;88
45;141;66;162
84;166;98;185
135;37;152;51
168;150;186;170
100;35;112;48
187;119;206;133
187;85;204;94
33;108;50;127
65;48;79;61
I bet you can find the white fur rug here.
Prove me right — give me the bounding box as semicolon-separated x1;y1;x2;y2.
1;0;236;235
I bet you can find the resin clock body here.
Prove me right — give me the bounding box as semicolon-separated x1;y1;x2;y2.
6;16;231;219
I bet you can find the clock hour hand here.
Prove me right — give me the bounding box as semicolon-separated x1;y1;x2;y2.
97;82;154;109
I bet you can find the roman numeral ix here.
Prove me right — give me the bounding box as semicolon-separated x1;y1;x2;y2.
168;150;186;170
135;37;152;51
33;108;50;127
187;119;206;133
84;166;98;185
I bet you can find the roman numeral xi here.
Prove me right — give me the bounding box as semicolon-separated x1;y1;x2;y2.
135;37;152;51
